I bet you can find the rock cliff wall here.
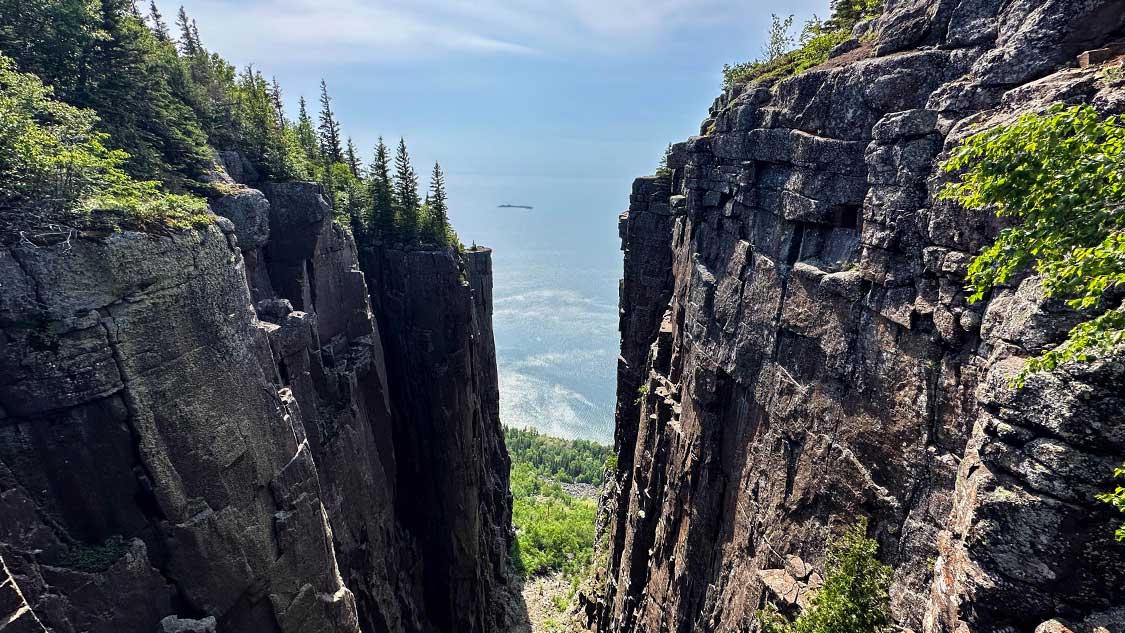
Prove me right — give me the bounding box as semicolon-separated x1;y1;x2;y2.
0;163;513;632
595;2;1125;632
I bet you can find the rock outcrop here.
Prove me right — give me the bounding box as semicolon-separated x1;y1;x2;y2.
0;169;513;632
593;2;1125;632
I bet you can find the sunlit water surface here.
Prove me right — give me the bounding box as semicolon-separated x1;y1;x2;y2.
452;175;623;444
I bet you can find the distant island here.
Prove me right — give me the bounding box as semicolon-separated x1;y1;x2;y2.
498;204;534;210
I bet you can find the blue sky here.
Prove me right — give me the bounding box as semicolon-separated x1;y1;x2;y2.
176;0;827;244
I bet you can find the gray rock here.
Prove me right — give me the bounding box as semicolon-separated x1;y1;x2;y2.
1;174;516;633
210;189;271;249
591;2;1125;633
216;150;259;184
158;615;217;633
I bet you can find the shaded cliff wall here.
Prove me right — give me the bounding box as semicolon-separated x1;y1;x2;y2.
0;164;513;633
357;244;513;633
595;2;1125;632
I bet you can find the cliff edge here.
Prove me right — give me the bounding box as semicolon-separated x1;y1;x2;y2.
0;165;515;632
594;2;1125;632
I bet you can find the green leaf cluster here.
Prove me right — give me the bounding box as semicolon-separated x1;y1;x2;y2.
505;426;612;485
940;104;1125;385
0;53;208;239
49;535;129;574
509;462;598;581
941;104;1125;542
1097;466;1125;542
760;519;893;633
722;1;883;89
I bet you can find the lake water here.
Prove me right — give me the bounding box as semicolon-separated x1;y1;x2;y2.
453;176;625;445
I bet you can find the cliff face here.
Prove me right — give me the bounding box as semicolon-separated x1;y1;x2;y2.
0;163;513;633
596;2;1125;632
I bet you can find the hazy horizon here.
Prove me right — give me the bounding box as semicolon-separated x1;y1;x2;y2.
177;0;829;442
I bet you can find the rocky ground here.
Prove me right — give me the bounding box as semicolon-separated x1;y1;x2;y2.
519;573;585;633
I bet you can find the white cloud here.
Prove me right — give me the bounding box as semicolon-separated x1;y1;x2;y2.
176;0;771;64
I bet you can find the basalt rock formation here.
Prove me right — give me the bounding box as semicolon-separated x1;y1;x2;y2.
594;2;1125;632
0;160;514;633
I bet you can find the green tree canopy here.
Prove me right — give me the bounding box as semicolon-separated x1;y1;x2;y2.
317;79;343;163
941;104;1125;384
760;519;892;633
368;137;396;238
393;137;420;240
427;161;449;244
0;53;208;239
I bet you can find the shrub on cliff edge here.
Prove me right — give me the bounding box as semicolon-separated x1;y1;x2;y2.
759;518;892;633
721;0;883;88
0;54;209;241
941;104;1125;385
941;103;1125;540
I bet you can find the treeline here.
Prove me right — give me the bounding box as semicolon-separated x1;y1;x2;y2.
0;0;456;246
721;0;883;88
504;426;611;486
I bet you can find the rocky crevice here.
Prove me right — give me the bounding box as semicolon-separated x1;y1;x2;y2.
594;2;1125;632
0;161;515;632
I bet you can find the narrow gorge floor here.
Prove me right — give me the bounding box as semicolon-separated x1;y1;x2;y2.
505;427;608;633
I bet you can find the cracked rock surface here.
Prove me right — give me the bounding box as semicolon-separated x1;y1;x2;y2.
0;174;514;632
592;2;1125;632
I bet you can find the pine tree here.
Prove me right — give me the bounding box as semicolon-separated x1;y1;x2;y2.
369;138;396;239
233;66;294;179
148;1;169;40
83;0;210;180
270;77;284;121
295;96;319;162
317;80;343;163
175;6;197;54
345;138;361;178
393;138;420;241
827;0;880;30
428;161;449;244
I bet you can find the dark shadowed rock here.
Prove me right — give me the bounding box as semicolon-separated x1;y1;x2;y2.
0;165;515;631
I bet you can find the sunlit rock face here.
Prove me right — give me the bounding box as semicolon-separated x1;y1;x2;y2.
593;2;1125;632
0;165;515;633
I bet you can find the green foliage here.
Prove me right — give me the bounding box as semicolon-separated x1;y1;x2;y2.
722;2;882;89
759;519;893;633
505;426;611;485
51;535;129;573
317;79;343;164
763;14;796;63
0;1;464;248
656;144;673;177
230;66;308;181
826;0;885;30
509;461;598;579
368;137;396;237
1098;465;1125;542
940;104;1125;385
0;53;209;239
506;427;610;619
393;137;421;240
427;161;450;243
0;0;212;184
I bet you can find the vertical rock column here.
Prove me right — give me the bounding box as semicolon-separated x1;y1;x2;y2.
0;225;361;633
360;244;515;633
